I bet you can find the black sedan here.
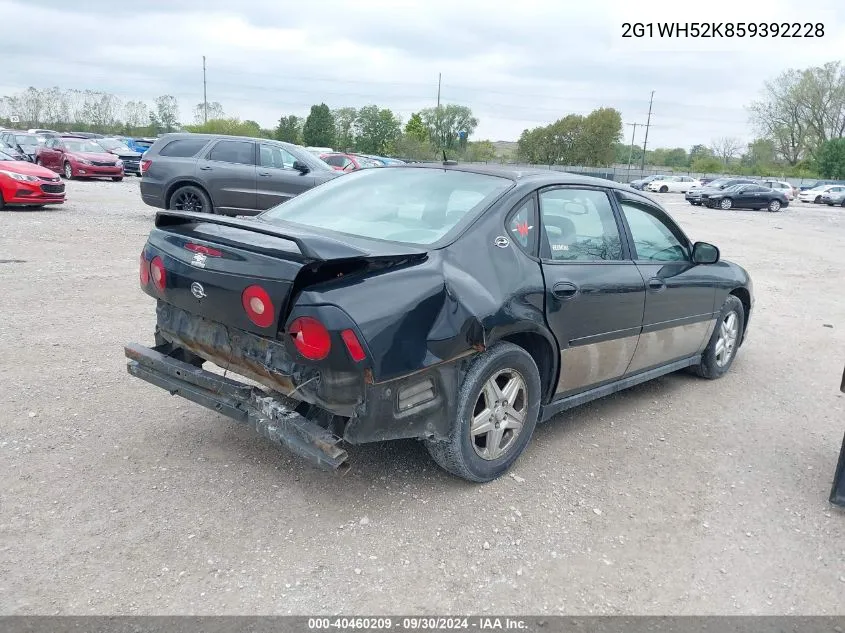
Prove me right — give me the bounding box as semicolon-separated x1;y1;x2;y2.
702;184;789;212
124;165;754;482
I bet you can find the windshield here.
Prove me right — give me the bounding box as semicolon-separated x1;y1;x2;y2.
64;140;108;153
98;139;130;151
259;168;513;245
15;135;41;146
0;149;17;161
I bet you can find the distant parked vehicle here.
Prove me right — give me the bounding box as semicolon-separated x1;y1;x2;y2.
702;184;789;212
798;184;843;204
759;179;796;201
28;128;59;135
122;137;156;154
629;174;669;190
63;131;104;139
646;175;701;193
320;152;380;171
798;179;845;191
36;136;124;181
96;137;143;175
821;188;845;206
359;154;405;166
139;133;339;216
685;178;759;205
0;131;46;162
0;149;65;209
0;140;29;161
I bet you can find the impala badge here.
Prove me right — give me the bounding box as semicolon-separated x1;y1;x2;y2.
190;282;206;299
191;252;207;268
494;236;510;248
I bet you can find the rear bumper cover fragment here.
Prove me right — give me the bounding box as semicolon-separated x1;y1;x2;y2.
125;342;349;473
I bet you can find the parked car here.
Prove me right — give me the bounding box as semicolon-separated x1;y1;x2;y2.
122;137;156;154
646;175;701;193
139;133;339;216
798;179;845;191
0;132;46;162
35;137;124;181
362;154;406;166
685;178;759;205
759;180;795;201
125;165;753;481
629;174;669;190
64;131;104;139
798;184;843;204
96;137;143;176
702;183;788;211
0;149;65;209
821;188;845;206
28;128;59;135
0;140;29;161
319;152;381;171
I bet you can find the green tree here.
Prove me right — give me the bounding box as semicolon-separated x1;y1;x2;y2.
355;105;401;155
193;101;225;124
464;140;497;162
275;115;302;143
577;107;622;166
663;148;689;168
302;103;335;147
689;144;713;163
391;133;436;161
332;107;358;151
691;156;724;173
404;112;428;142
815;138;845;179
184;117;261;137
419;104;478;151
740;138;777;169
150;95;179;133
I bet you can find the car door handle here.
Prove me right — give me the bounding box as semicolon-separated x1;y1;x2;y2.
647;277;666;292
552;281;579;299
199;166;212;171
258;172;271;177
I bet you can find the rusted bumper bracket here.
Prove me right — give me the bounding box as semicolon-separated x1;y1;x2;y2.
124;343;350;474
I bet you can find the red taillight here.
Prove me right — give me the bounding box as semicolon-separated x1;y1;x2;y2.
140;159;152;174
139;253;150;286
184;243;222;257
150;256;166;291
341;328;366;362
288;316;331;360
241;285;274;328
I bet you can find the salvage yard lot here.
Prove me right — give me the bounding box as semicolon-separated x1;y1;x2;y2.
1;179;845;615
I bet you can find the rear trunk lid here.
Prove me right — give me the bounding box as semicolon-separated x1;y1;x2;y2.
144;211;427;336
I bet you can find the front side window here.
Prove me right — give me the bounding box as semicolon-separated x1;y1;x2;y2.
259;144;296;169
260;168;513;245
539;188;623;262
208;140;255;165
619;201;690;262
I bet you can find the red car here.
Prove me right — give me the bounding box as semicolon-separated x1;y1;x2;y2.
0;149;65;209
319;152;380;171
35;136;124;181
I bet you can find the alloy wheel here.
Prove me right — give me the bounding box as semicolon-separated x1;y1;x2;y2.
769;200;781;212
470;369;527;461
714;312;739;367
64;163;72;179
172;191;205;213
720;198;732;210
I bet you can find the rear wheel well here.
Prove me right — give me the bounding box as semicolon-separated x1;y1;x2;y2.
165;181;212;209
729;287;751;337
498;332;557;403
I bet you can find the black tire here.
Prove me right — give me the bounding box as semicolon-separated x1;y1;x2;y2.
111;177;123;182
63;162;74;180
767;199;782;212
659;185;669;193
814;196;821;204
168;185;212;214
424;342;541;482
692;295;745;380
827;202;833;206
0;190;5;210
690;201;700;206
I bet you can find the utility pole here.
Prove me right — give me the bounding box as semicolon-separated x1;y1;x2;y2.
202;56;208;124
640;90;654;171
436;72;441;110
625;122;640;179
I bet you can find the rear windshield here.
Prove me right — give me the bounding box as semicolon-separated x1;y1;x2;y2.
259;168;513;245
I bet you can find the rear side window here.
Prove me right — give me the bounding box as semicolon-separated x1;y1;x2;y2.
159;139;209;158
208;140;255;165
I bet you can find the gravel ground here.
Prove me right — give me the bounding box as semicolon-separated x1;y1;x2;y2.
1;179;844;615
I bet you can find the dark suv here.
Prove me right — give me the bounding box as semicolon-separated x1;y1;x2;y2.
139;134;339;216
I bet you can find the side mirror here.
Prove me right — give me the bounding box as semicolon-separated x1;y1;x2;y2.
692;241;720;265
292;160;309;174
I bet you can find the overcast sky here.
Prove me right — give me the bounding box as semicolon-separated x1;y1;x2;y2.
2;0;843;150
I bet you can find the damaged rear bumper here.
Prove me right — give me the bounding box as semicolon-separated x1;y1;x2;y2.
125;343;350;473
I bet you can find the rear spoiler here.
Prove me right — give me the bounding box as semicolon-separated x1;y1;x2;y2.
154;210;427;262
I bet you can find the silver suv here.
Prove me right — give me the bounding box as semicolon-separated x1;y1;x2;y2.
139;133;339;216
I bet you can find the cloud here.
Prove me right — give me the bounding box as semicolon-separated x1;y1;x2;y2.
1;0;843;149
